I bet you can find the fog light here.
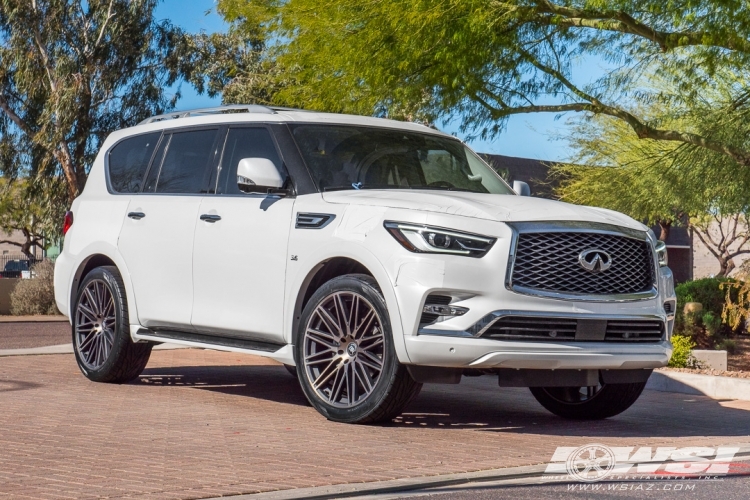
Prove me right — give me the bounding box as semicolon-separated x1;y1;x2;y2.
422;304;469;317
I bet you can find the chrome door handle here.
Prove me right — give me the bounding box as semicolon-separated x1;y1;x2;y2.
200;214;221;223
128;212;146;220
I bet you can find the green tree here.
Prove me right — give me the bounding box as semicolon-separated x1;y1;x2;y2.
552;106;750;276
0;178;62;258
0;0;189;202
218;0;750;168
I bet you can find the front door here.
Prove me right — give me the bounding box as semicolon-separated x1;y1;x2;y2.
118;127;221;330
191;127;294;343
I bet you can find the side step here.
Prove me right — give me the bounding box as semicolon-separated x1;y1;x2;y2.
137;328;285;353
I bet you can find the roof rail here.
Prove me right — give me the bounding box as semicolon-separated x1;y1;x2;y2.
137;104;278;125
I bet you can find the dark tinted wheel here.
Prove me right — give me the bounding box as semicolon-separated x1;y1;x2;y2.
529;381;647;420
73;266;152;383
295;274;421;424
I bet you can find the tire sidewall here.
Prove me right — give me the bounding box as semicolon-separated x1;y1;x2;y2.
72;267;131;382
295;275;400;423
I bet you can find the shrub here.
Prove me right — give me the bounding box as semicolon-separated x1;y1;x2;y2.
10;260;59;315
669;334;697;368
675;277;740;340
716;339;738;355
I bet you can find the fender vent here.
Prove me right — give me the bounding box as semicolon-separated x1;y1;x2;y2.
295;213;336;229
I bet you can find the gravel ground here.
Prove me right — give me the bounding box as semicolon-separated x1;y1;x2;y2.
660;367;750;379
0;320;70;349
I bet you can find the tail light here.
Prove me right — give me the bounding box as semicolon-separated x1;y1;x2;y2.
63;211;74;235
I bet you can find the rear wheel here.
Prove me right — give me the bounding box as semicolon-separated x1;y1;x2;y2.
295;274;421;424
73;266;152;383
529;380;647;420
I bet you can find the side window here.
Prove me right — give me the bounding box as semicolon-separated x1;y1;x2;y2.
107;132;161;193
144;129;219;194
217;127;283;195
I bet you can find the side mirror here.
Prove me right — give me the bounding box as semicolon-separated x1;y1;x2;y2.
513;180;531;196
237;158;285;192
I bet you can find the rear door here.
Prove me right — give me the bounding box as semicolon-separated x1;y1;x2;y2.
191;126;295;344
118;127;222;330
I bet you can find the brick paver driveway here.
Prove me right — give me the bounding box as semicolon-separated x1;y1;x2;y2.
2;348;750;500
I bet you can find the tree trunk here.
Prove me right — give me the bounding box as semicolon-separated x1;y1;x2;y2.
657;219;672;241
717;255;736;277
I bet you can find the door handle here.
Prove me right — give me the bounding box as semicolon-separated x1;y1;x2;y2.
128;212;146;220
200;214;221;223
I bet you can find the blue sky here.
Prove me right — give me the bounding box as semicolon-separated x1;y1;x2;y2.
155;0;606;161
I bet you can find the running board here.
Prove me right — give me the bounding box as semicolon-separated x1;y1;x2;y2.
131;327;295;366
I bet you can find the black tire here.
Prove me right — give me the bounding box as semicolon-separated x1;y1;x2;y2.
295;274;421;424
529;381;647;420
72;266;152;383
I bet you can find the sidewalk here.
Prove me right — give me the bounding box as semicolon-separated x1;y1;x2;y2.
0;314;67;322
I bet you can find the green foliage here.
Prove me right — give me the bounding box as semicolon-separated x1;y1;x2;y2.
674;278;741;342
0;0;193;201
716;339;738;355
218;0;750;171
723;279;750;331
669;334;696;368
10;260;58;316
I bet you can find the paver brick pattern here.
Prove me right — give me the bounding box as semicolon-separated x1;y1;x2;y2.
1;349;750;499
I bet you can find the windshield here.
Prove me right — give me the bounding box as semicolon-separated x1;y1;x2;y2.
290;125;515;195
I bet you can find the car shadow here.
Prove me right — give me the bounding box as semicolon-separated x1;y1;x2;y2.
137;364;750;438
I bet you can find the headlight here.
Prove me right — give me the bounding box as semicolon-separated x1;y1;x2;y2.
384;221;496;257
655;240;668;267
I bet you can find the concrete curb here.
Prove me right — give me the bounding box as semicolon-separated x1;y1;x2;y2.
203;464;549;500
0;343;189;357
0;315;68;323
646;370;750;401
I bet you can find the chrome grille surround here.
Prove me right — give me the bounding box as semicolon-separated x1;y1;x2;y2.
506;222;658;302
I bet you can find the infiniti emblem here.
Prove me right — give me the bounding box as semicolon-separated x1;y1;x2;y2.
578;249;612;272
347;342;358;356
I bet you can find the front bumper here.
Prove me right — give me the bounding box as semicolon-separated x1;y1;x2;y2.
405;334;672;370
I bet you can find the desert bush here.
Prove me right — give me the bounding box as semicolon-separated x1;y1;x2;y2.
10;260;59;315
669;335;697;368
723;280;750;332
716;339;738;355
675;278;740;342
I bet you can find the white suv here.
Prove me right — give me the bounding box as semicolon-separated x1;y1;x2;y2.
54;105;675;424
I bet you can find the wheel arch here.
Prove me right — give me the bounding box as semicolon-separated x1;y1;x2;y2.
289;255;410;364
69;251;135;322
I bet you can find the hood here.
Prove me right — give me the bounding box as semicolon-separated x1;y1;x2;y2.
322;190;647;231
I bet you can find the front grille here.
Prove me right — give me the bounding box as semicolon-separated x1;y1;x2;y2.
482;317;577;341
480;316;664;343
511;232;655;296
605;320;664;342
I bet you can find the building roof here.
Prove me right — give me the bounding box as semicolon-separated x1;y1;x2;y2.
481;154;556;198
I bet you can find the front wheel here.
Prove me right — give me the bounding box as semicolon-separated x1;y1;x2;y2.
529;381;647;420
295;274;421;424
73;266;152;383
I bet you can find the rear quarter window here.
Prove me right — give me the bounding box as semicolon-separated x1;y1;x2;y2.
107;132;162;193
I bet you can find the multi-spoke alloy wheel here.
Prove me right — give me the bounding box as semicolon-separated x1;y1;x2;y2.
296;274;422;424
75;279;116;370
72;266;152;383
303;291;385;408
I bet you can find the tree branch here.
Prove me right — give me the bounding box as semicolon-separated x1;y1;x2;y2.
531;0;750;54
